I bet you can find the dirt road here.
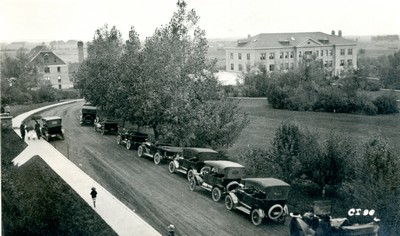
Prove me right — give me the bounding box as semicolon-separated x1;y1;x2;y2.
37;101;290;236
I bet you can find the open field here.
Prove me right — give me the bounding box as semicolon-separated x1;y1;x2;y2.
227;97;400;158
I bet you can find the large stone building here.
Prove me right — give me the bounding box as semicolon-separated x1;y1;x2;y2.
225;31;357;76
28;45;72;89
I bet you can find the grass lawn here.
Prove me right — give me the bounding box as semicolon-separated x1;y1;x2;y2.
1;129;116;235
227;97;400;157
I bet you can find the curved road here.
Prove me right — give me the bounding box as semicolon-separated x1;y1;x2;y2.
37;101;289;236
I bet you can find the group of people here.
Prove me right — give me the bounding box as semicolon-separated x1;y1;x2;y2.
19;120;41;140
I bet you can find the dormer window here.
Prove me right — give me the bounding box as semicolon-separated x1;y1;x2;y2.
44;54;49;63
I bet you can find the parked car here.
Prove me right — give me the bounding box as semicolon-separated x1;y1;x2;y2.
168;147;228;181
80;104;97;125
117;129;149;150
137;141;183;165
94;119;118;135
224;178;290;226
40;116;64;141
189;160;245;202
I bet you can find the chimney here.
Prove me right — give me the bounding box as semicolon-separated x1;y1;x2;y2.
338;30;342;37
331;30;335;36
77;41;84;64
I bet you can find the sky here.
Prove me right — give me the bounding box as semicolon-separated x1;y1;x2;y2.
1;0;399;43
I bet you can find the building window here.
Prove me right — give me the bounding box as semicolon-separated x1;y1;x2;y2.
269;64;275;71
290;52;294;58
340;49;345;55
246;64;251;71
285;52;289;58
230;63;234;70
57;67;61;72
54;57;57;63
329;50;333;56
44;67;50;73
321;50;324;56
58;75;61;83
299;51;302;58
238;64;243;71
269;53;275;59
316;50;319;57
285;63;289;70
230;53;233;59
290;63;294;69
325;50;328;56
238;53;242;60
260;53;266;60
247;53;250;60
348;49;353;55
324;61;328;67
46;76;50;80
280;52;284;59
347;59;353;66
58;84;62;89
340;60;345;66
328;60;333;67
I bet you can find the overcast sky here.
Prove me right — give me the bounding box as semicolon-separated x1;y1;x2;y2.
1;0;399;43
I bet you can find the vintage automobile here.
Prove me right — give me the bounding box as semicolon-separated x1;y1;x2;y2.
94;118;118;135
289;201;380;236
168;147;228;181
40;116;64;141
79;104;97;125
189;160;245;202
224;177;290;226
117;129;149;150
137;141;183;165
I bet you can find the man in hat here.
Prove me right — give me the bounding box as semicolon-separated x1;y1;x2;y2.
20;121;26;140
90;187;97;208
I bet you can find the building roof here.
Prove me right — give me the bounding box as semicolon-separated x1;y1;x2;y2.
28;45;67;65
229;32;357;49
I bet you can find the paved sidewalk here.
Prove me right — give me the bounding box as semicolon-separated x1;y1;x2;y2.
11;101;161;236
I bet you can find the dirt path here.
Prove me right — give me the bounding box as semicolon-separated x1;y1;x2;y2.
37;101;290;236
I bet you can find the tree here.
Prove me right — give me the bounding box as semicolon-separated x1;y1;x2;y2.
75;25;123;111
138;0;248;148
380;51;400;89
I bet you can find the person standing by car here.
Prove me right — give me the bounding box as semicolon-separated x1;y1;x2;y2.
34;122;41;140
20;121;26;140
90;187;97;208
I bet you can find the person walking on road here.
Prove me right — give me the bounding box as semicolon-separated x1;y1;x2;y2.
90;187;97;208
20;121;26;140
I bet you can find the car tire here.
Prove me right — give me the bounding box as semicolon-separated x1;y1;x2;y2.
117;135;121;145
153;152;161;165
211;187;222;202
126;140;132;150
168;161;176;173
189;178;196;191
137;145;143;157
251;209;263;226
225;195;235;211
268;204;284;220
187;169;194;181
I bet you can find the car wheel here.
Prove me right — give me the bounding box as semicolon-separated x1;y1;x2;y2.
168;161;176;173
126;140;132;150
153;152;161;165
225;195;235;211
187;169;194;181
117;135;121;145
251;209;263;226
189;178;196;191
268;204;284;220
137;146;143;157
211;187;222;202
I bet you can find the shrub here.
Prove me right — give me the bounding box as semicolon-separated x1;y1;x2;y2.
373;94;399;114
237;148;282;178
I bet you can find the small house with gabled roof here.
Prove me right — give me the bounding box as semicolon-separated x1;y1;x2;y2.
225;31;357;76
28;45;73;89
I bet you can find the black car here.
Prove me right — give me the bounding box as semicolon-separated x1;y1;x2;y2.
224;178;290;226
117;129;149;150
94;119;118;135
168;147;228;181
138;142;183;165
80;104;97;125
40;116;64;141
189;160;245;202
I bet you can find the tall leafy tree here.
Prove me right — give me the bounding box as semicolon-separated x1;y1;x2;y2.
75;25;123;111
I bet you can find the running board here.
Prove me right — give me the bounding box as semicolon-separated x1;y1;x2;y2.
236;206;251;215
176;169;187;174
